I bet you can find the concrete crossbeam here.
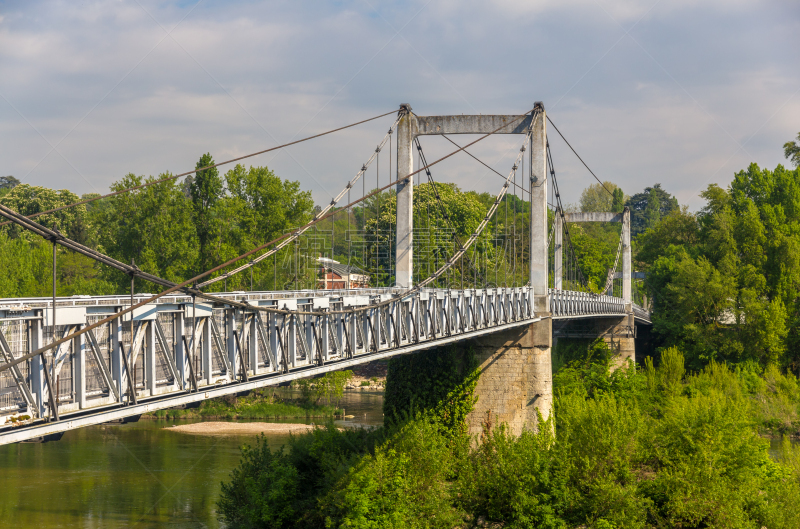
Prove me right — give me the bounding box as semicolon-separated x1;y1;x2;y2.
415;114;533;135
563;212;624;223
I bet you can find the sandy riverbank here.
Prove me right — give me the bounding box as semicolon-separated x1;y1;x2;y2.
165;421;319;436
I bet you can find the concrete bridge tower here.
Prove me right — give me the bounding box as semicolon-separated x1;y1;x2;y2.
394;103;553;435
551;208;636;369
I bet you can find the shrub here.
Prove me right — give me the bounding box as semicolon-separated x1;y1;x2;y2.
219;344;800;529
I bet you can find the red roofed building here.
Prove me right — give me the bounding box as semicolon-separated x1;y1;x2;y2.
317;258;370;289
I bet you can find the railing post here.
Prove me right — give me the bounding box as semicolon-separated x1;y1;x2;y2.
74;324;86;408
226;308;237;379
175;311;187;389
321;311;330;361
305;310;314;364
288;313;297;366
249;313;258;374
110;314;123;402
270;313;280;371
29;315;46;417
145;320;156;395
335;310;344;356
201;317;212;384
349;312;358;355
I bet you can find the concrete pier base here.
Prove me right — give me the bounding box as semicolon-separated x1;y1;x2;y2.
465;316;552;437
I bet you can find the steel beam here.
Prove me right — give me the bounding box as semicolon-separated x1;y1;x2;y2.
74;326;86;408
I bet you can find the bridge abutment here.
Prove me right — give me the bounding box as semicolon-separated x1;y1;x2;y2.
465;316;552;437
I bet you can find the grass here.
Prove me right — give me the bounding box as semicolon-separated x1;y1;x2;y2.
145;389;340;420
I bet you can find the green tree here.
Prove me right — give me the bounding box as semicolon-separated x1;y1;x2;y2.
626;183;678;236
611;187;624;213
579;181;623;212
0;176;20;192
636;163;800;369
92;173;198;288
215;164;314;290
784;132;800;167
0;184;89;243
644;186;662;230
190;153;225;273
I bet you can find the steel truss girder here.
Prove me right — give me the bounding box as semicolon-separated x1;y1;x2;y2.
0;285;650;439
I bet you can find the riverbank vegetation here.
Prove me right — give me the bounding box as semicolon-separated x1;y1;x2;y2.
216;146;800;527
218;341;800;528
146;388;340;420
147;371;353;420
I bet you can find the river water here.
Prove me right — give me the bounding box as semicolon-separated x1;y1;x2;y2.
0;389;385;528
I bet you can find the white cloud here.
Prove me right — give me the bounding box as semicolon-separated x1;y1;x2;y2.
0;0;796;213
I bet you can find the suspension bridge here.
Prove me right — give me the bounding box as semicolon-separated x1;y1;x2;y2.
0;103;650;444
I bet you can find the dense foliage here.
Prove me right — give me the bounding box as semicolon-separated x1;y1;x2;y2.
383;345;480;432
638;163;800;371
148;387;339;420
218;342;800;528
0;156;315;296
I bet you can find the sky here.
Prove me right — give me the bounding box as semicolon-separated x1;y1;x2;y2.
0;0;798;211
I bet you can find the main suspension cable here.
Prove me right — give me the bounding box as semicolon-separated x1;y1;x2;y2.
440;135;530;196
546;115;613;197
0;109;399;228
198;112;404;288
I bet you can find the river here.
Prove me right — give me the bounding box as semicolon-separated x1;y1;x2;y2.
0;389;385;528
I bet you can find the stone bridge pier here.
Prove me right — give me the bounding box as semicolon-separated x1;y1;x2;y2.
464;318;552;437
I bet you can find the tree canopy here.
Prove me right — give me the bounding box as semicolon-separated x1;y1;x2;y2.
784;132;800;168
0;176;20;191
579;181;625;213
0;157;314;295
626;183;679;236
638;163;800;371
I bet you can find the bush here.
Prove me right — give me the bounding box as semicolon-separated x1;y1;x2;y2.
219;344;800;529
217;436;301;528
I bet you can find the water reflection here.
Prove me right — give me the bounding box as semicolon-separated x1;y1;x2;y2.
0;389;384;528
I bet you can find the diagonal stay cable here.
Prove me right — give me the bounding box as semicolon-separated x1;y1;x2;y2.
0;108;536;375
547;141;591;291
198;114;403;287
414;136;489;287
546;115;613;197
441;134;529;196
0;109;398;228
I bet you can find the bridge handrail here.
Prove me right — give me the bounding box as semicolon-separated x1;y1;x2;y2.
548;288;629;318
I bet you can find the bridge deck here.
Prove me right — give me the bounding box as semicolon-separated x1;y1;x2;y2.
0;286;647;444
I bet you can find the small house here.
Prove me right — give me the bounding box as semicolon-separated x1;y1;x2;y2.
317;258;370;289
